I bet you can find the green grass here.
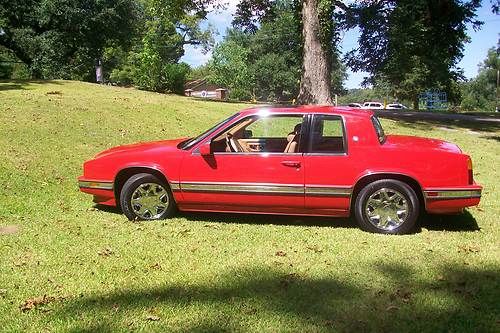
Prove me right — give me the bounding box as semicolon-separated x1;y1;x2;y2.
0;80;499;332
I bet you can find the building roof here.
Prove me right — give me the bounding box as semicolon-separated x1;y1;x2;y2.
185;79;226;92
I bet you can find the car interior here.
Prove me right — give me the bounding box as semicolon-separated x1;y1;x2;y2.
209;114;345;154
210;115;304;153
310;115;345;153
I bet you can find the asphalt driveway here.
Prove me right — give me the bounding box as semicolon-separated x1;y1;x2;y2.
374;110;500;133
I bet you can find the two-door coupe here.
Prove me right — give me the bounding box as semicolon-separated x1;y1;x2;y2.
78;106;482;234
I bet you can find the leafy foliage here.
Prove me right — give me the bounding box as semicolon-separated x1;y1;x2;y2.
461;47;499;111
0;0;140;80
232;0;277;33
0;0;216;93
346;0;482;108
208;37;254;100
208;0;345;101
105;0;216;93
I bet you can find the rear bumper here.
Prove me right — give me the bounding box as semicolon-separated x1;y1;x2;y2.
424;186;482;214
78;177;116;206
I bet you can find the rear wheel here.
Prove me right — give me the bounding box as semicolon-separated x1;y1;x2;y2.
120;173;176;221
354;179;419;234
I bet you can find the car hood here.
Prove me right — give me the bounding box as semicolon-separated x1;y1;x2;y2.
94;138;187;159
384;135;462;154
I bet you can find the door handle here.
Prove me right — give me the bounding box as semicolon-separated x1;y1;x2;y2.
281;161;301;168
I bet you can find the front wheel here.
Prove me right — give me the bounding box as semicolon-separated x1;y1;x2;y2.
354;180;419;234
120;173;176;221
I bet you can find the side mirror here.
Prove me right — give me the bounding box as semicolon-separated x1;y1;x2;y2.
199;142;212;155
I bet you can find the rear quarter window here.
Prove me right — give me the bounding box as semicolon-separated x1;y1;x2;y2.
371;116;386;144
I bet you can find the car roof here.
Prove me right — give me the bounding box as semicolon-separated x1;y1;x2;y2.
239;105;374;118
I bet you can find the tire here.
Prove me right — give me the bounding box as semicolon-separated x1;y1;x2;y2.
119;173;176;221
354;179;419;234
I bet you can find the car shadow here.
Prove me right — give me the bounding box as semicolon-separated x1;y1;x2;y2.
94;204;480;232
94;204;122;215
183;212;357;229
419;211;480;232
93;204;356;229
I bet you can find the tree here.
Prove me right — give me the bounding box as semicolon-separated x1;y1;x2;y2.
106;0;217;93
210;2;300;101
249;2;303;101
231;0;345;103
346;0;482;109
0;0;218;91
461;46;500;111
208;37;254;100
0;0;140;80
233;0;276;33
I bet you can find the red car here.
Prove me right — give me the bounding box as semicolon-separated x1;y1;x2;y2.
78;106;482;234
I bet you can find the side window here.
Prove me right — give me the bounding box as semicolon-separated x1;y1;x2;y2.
211;114;304;153
371;116;386;144
247;116;302;138
310;115;346;154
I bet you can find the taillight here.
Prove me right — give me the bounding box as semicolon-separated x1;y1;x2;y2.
467;157;473;184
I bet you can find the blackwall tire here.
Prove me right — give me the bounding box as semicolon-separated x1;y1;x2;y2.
354;179;419;234
119;173;176;221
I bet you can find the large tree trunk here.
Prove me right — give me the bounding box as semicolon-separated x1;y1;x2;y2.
413;95;419;110
297;0;333;105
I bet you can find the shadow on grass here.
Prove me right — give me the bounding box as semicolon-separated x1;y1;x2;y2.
0;83;27;91
49;264;499;332
94;204;122;215
0;79;62;91
482;135;500;142
94;204;356;229
94;205;481;232
419;211;480;232
183;212;357;229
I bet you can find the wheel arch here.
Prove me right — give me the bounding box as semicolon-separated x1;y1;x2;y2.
114;166;171;204
350;173;425;213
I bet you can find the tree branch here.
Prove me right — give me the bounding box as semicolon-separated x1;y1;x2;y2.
0;31;33;67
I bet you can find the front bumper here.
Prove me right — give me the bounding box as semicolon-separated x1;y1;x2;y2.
78;180;114;190
78;177;116;206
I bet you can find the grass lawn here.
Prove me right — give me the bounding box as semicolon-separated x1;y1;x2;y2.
0;80;499;332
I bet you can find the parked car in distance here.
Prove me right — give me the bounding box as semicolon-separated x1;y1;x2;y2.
79;106;482;235
386;103;408;109
347;103;363;108
362;102;384;109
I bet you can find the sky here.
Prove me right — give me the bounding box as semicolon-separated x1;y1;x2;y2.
181;1;500;89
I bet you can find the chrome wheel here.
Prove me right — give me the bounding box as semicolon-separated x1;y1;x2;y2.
130;183;169;220
364;188;409;231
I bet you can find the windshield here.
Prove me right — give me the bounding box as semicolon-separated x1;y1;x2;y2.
371;116;386;144
179;113;240;150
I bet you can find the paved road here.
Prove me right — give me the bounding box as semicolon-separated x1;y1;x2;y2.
374;110;500;126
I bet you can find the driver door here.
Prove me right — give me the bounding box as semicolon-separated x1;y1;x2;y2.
178;114;306;214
